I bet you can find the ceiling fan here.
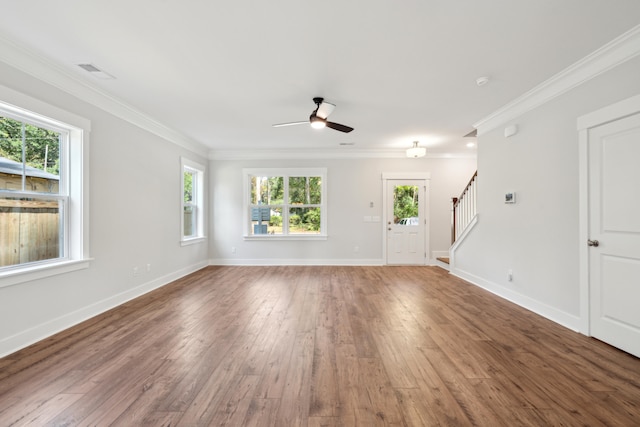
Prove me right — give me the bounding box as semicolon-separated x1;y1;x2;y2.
273;97;354;133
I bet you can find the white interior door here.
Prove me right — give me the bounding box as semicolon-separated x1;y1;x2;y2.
588;112;640;358
385;179;426;265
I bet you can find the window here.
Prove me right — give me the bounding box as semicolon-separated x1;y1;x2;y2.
181;157;205;245
0;89;89;286
244;168;327;239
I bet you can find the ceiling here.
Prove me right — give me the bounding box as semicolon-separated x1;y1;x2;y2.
1;1;640;156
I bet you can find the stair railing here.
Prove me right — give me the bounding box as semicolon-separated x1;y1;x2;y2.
452;171;477;244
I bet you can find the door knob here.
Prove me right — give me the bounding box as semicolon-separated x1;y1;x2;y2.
587;239;599;247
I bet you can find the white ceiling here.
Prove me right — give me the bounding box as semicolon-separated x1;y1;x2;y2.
1;1;640;156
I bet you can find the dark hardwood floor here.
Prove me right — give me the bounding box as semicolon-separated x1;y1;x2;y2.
0;266;639;426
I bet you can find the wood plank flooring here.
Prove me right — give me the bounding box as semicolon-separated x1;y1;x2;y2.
1;266;639;426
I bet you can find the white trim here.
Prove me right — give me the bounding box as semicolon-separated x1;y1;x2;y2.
0;35;208;158
381;172;431;180
475;24;640;135
180;237;207;246
0;259;91;289
576;93;640;336
243;235;328;241
449;214;479;271
433;258;450;271
210;149;476;161
381;173;431;266
431;251;451;271
577;92;640;130
0;84;90;131
450;268;581;333
431;250;450;259
209;258;384;266
0;89;90;286
578;128;590;335
0;261;209;357
180;157;206;243
242;167;328;238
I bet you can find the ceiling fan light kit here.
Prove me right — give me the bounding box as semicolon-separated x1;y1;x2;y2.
310;115;326;129
407;141;426;158
273;97;354;133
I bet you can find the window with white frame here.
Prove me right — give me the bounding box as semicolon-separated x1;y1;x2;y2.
181;158;205;244
244;168;327;239
0;90;89;286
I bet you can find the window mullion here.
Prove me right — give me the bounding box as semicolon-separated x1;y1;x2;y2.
21;122;26;191
283;175;289;235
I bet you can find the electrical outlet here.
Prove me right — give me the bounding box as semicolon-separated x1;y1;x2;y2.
508;269;513;282
146;264;151;272
231;247;236;254
133;267;139;276
354;246;360;253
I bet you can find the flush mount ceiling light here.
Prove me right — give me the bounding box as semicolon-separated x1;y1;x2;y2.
406;141;426;158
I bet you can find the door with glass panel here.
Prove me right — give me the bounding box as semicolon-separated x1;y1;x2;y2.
386;179;426;265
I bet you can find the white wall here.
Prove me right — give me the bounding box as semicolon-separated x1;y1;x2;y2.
453;55;640;330
0;61;210;356
209;156;476;264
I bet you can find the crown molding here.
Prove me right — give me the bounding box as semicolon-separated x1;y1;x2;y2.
474;24;640;135
209;148;477;161
0;35;209;158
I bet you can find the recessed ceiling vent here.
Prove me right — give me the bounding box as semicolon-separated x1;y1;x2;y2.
77;63;115;80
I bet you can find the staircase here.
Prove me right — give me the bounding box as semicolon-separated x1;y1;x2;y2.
440;171;477;271
452;171;477;244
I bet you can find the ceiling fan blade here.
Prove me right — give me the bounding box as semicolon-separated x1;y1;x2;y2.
316;101;335;119
272;121;308;128
326;121;354;133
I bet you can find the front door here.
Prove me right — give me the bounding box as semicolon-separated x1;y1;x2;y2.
385;179;426;265
588;112;640;358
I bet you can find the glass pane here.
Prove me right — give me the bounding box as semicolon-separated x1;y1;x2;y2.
289;207;321;234
183;205;195;237
289;177;306;204
0;197;62;267
0;116;61;194
289;176;321;205
251;176;284;205
184;171;193;203
251;207;282;235
393;185;419;225
309;176;322;204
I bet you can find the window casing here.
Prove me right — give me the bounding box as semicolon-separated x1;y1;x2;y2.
181;157;205;245
243;168;327;239
0;88;89;287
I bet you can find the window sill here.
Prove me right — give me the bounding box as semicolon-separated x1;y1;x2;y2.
180;236;207;246
243;235;328;241
0;258;92;289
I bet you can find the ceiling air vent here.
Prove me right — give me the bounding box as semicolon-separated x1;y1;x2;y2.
77;63;115;79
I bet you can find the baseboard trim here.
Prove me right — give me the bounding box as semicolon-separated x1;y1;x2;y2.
0;260;209;358
209;258;385;266
433;258;450;271
450;267;581;333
